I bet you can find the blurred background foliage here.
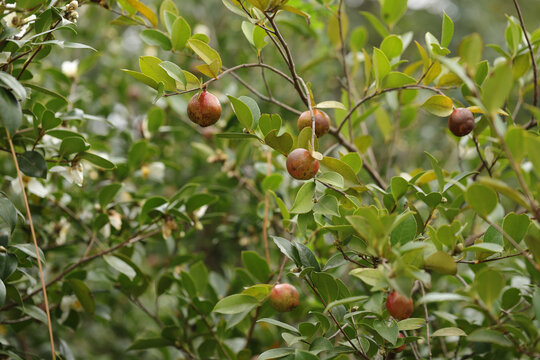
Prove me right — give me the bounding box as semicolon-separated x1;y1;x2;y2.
1;0;539;358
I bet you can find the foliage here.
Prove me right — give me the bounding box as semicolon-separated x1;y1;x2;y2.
0;0;539;359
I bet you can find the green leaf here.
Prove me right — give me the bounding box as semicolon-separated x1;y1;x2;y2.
257;318;300;334
374;319;398;344
383;72;416;88
441;12;454;48
242;251;270;283
381;0;407;28
397;318;425;331
264;129;293;156
432;327;466;337
262;174;283;192
0;254;17;280
79;152;115;170
422;95;453;117
188;38;222;70
458;33;483;70
239;96;260;127
227;95;253;129
139;56;176;91
128;337;172;351
0;87;22;136
215;132;260;140
59;137;90;157
373;47;390;88
190;261;208;295
502;212;530;243
349;268;384;286
424;251;457;275
41;110;62;130
360;11;389;38
171;16;191;51
258;113;281;136
320;156;360;187
465;183;498;216
391;176;408;201
295;242;320;271
482;63;513;113
17;151;47;178
272;236;300;266
316;100;346;110
310;272;338;303
258;348;294;360
186;193;217;213
104;255;137;280
477;176;529;210
140;29;172;50
67;279;95;315
463;243;503;254
0;72;26;101
390;215;417;245
475;268;504;309
122;69;159;90
158;61;186;87
98;183;122;208
468;329;512;347
380;35;403;59
213;294;259;314
327;11;348;48
290;181;316;214
140;196;168;222
125;0;158;27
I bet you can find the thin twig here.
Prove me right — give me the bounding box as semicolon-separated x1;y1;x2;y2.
304;277;369;360
337;0;353;140
190;303;233;360
456;252;527;264
7;136;55;359
512;0;538;128
0;229;160;311
472;136;492;177
420;282;432;360
262;151;271;263
481;216;538;270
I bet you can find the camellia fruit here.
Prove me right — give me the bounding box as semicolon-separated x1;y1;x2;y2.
393;333;406;353
187;90;222;127
448;107;475;137
386;291;414;320
297;109;331;137
286;148;319;180
269;283;299;312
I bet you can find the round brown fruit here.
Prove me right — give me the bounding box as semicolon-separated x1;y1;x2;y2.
269;283;299;312
393;333;406;353
187;90;222;127
386;291;414;320
286;148;319;180
448;107;475;137
297;109;331;137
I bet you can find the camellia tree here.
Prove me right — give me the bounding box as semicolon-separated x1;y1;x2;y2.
0;0;539;359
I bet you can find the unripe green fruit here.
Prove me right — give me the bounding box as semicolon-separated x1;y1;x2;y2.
297;109;331;137
269;283;299;312
448;108;475;137
187;90;222;127
286;148;319;180
386;291;414;320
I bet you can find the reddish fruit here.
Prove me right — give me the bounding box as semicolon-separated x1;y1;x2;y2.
448;107;475;137
269;283;299;312
297;109;331;137
187;90;222;127
286;148;319;180
393;333;406;353
386;291;414;320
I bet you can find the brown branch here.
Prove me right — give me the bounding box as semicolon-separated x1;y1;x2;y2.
420;282;432;360
7;135;55;359
512;0;538;128
472;136;492;177
456;251;527;264
0;229;160;312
